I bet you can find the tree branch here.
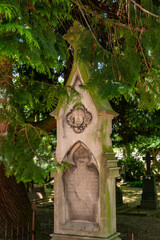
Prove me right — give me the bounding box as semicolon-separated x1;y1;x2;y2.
71;0;143;32
31;115;56;132
130;0;160;18
0;120;9;135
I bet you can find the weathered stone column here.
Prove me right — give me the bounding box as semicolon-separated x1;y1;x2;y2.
50;21;121;240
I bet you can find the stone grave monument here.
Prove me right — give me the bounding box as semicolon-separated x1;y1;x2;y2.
50;21;121;240
140;151;159;209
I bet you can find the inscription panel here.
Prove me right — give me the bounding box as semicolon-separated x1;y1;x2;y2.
63;145;99;223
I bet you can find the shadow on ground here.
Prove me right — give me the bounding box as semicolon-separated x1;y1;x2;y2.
117;183;160;240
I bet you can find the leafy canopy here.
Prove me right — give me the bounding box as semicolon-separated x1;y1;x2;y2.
0;0;160;183
76;0;160;110
0;0;72;73
0;0;73;183
111;96;160;158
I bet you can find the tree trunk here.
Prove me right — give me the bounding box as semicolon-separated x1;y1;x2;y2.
0;164;32;232
31;115;56;132
0;58;33;232
0;58;57;233
123;144;131;159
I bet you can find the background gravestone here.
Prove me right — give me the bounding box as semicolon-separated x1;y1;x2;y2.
140;152;159;209
50;21;121;240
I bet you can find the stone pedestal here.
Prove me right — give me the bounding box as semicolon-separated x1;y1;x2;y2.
50;21;121;240
140;175;159;209
51;233;120;240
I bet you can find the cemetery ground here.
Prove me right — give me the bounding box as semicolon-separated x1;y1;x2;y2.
117;182;160;240
33;182;160;240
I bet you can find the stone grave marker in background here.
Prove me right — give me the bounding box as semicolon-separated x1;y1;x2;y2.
50;21;121;240
140;151;159;209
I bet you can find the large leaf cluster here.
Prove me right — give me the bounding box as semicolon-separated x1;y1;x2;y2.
0;0;73;183
0;0;72;73
0;124;57;184
1;0;160;183
111;96;160;157
76;0;160;109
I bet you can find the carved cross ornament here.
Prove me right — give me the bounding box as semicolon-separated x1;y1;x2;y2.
66;105;92;133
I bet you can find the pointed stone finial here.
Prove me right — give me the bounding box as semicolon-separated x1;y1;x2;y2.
63;21;84;49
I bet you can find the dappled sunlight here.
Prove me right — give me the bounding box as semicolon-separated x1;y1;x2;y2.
119;183;160;206
120;184;142;205
123;195;141;201
122;189;142;194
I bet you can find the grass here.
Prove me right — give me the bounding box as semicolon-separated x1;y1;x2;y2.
118;181;160;207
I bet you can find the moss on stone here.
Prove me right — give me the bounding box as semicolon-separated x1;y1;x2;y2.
105;183;111;232
101;120;108;152
105;147;114;153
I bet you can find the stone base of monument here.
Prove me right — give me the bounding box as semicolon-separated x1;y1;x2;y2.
140;175;159;209
50;232;121;240
140;200;159;209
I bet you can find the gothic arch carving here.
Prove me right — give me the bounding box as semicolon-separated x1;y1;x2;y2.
63;141;99;223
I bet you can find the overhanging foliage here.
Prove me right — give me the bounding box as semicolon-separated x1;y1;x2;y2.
0;0;160;183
